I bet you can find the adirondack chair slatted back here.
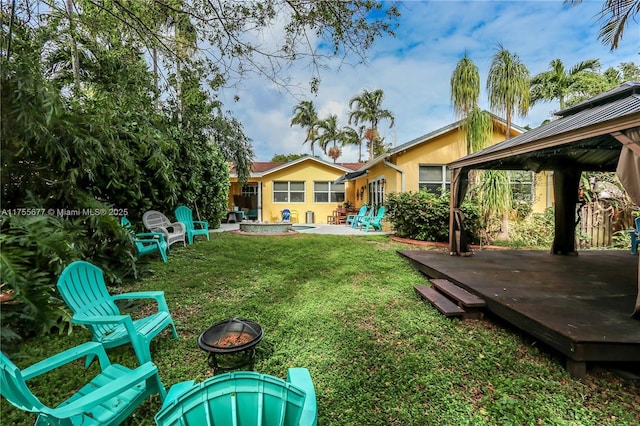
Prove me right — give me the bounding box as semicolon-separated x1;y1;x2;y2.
174;206;194;229
57;261;120;339
155;372;308;426
0;354;45;414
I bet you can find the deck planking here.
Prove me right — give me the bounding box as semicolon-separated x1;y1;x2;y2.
399;249;640;377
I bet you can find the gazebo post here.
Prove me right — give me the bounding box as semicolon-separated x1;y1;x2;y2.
551;168;581;255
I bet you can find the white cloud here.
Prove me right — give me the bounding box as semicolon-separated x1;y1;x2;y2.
219;1;639;163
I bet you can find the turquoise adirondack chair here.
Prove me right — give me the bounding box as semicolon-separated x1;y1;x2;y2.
346;204;369;228
57;261;178;365
358;205;386;232
1;341;166;426
155;369;317;426
174;206;209;244
121;217;169;262
629;216;640;254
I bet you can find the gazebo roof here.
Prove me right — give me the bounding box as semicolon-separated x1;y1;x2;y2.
448;82;640;173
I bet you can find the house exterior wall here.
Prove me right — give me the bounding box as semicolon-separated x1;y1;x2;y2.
229;159;355;224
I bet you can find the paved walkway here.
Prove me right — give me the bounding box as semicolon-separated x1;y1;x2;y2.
213;222;387;235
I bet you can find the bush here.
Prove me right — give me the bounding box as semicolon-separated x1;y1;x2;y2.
506;208;555;248
0;205;139;348
386;191;481;243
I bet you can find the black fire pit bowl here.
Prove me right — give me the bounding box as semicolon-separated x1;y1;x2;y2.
198;318;263;371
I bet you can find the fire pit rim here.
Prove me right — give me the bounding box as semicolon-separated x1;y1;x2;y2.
197;317;264;354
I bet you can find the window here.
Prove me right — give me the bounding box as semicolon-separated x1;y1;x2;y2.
419;165;450;193
368;178;385;209
314;182;345;203
273;181;305;203
509;171;534;202
241;185;257;196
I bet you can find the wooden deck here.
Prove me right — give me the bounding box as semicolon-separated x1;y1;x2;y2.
398;249;640;378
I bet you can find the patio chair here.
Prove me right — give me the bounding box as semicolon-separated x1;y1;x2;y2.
346;204;368;228
142;210;186;248
282;209;291;222
629;216;640;254
57;261;179;365
1;341;166;426
121;217;169;263
358;205;385;232
154;369;317;426
174;205;210;244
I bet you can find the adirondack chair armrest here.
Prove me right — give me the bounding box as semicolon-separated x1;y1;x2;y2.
136;238;162;244
287;368;318;426
50;362;164;419
112;291;170;312
136;232;166;241
192;221;208;229
21;342;110;380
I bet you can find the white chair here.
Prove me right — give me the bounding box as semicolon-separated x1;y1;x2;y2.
143;210;186;248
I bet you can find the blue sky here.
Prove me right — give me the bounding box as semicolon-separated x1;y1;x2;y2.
219;1;639;163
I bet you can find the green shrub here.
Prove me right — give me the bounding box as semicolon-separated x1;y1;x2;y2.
506;207;555;248
386;190;481;243
0;205;139;348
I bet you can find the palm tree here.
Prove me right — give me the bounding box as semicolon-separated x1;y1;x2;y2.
567;0;639;50
348;89;395;161
530;58;600;110
290;100;319;156
315;114;342;163
486;44;530;140
450;53;480;120
450;54;491;154
341;126;363;162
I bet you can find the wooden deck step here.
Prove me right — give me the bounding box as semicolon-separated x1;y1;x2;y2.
430;279;486;308
414;286;465;317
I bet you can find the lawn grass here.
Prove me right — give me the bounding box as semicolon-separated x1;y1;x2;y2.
2;232;639;425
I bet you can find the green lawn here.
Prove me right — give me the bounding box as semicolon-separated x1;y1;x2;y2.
2;232;639;425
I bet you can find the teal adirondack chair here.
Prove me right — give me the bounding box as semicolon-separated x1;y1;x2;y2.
629;216;640;254
155;369;317;426
1;341;166;426
346;204;369;228
174;206;209;244
358;205;386;232
57;261;178;365
121;217;169;262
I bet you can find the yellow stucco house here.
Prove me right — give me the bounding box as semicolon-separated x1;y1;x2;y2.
229;115;553;224
228;157;362;224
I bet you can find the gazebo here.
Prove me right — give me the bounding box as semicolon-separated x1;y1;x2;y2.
448;82;640;319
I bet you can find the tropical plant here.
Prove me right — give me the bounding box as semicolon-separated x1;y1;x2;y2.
340;126;363;162
477;170;513;242
315;114;343;162
530;58;601;110
348;89;395;161
486;44;530;140
291;100;319;156
450;53;481;120
566;0;640;50
385;191;481;243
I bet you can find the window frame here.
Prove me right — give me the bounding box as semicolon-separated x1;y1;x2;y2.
313;181;345;203
272;181;305;203
418;164;451;194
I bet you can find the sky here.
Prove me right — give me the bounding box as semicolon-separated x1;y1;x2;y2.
218;1;639;163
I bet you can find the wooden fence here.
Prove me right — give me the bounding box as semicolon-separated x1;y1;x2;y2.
577;202;613;248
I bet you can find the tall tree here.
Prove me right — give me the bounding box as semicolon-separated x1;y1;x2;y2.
567;0;640;50
530;58;600;110
348;89;395;161
341;126;363;162
450;54;491;154
290;100;319;156
314;114;343;163
486;44;530;140
450;53;480;120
